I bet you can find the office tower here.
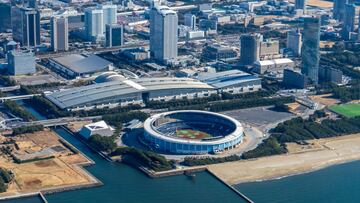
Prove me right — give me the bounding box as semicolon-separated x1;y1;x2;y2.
0;3;11;33
99;4;117;30
27;0;37;8
7;49;36;76
333;0;349;22
301;17;320;84
342;4;360;40
287;29;302;57
239;33;262;65
11;6;41;47
149;6;178;62
184;13;196;30
105;24;124;47
51;16;69;52
85;8;104;41
295;0;306;11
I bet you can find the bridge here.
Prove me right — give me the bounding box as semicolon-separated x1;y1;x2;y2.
0;85;21;92
7;116;102;128
0;94;41;102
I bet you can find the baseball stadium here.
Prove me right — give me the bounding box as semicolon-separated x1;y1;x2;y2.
143;110;244;154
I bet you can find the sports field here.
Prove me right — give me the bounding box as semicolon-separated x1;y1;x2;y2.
329;103;360;118
176;129;212;139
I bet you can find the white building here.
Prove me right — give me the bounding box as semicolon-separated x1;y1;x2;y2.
149;5;178;63
99;4;117;31
287;29;302;57
51;16;69;52
85;8;104;41
254;58;294;75
79;121;114;139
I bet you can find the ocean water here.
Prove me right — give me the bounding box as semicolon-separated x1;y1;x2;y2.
236;160;360;203
1;128;245;203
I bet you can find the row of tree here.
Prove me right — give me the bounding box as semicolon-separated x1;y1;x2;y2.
12;125;44;136
111;147;174;172
3;101;35;121
0;167;13;193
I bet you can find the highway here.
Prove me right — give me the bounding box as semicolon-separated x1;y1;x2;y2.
0;94;41;102
36;41;149;59
0;85;21;92
7;116;102;128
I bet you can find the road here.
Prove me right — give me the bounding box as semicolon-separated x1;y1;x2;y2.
36;41;149;59
7;116;102;129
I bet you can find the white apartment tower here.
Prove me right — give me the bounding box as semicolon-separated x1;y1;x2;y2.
51;16;69;52
149;6;178;62
85;8;104;41
99;4;117;30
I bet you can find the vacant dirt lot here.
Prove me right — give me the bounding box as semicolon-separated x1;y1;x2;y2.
288;0;333;8
309;94;340;106
0;130;98;197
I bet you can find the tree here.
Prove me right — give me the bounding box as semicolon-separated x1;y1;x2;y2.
88;134;117;152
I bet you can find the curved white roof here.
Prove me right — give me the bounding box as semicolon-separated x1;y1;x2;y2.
46;78;214;109
144;110;243;145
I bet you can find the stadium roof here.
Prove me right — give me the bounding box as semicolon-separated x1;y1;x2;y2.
144;110;243;145
45;77;213;109
198;70;261;89
51;54;112;74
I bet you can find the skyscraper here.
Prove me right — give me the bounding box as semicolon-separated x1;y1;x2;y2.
149;6;178;62
0;3;11;33
51;16;69;52
99;4;117;30
342;4;360;40
184;13;196;30
301;17;320;84
287;29;302;57
85;8;104;41
333;0;349;22
295;0;306;11
105;24;124;47
11;6;41;47
239;33;262;65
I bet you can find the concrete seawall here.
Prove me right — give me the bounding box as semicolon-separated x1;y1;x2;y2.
207;170;254;203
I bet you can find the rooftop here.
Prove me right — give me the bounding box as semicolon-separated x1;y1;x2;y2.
46;77;213;109
51;54;112;74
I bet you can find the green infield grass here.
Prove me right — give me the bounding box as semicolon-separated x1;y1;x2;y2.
329;103;360;118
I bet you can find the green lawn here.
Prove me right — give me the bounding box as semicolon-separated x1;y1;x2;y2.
329;103;360;118
176;129;212;139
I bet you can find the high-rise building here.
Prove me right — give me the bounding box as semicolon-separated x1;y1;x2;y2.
342;4;360;40
105;24;124;47
333;0;349;22
99;4;117;30
27;0;37;9
51;16;69;52
287;29;302;57
85;8;104;41
295;0;306;11
0;3;11;33
149;6;178;62
184;13;196;30
240;33;262;65
301;17;320;84
7;49;36;76
11;6;41;47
